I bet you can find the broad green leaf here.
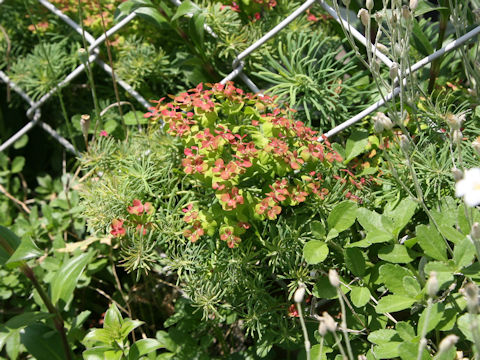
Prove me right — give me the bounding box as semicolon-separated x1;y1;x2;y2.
50;251;94;308
402;276;421;297
313;276;349;299
303;241;329;264
20;323;64;360
13;135;28;149
437;308;457;331
356;208;383;232
396;322;415;341
350;286;370;308
454;236;475;269
457;313;480;342
372;343;401;359
418;302;444;336
439;225;466;244
124;111;148;125
398;341;430;360
128;339;163;360
134;7;168;28
83;346;121;360
310;221;326;239
327;201;357;233
424;261;455;290
416;224;447;261
361;229;392;246
344;129;369;163
367;329;398;344
83;329;112;345
11;156;25;173
190;13;205;49
378;264;414;295
0;225;21;266
171;0;200;21
378;244;418;263
6;237;42;266
375;295;416;313
344;248;365;276
155;331;177;352
414;1;448;16
385;198;417;237
309;344;332;360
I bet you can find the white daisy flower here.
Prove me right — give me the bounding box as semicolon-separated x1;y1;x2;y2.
456;168;480;207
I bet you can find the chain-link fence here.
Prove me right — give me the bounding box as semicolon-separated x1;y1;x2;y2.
1;0;479;155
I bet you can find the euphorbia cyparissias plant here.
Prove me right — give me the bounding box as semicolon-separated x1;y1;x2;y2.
146;82;365;247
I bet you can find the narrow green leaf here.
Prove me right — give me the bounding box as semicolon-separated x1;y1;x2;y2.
50;251;94;308
5;312;53;330
303;240;329;265
171;0;200;21
375;295;416;313
327;201;357;233
0;225;21;266
6;237;42;266
120;319;144;339
104;303;123;332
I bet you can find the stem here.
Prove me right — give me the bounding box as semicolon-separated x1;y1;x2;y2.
297;302;311;360
337;288;354;360
427;1;449;93
417;298;432;360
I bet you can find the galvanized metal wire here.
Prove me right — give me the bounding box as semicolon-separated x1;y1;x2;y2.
0;0;479;155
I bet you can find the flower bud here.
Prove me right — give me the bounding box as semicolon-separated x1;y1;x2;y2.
452;130;463;144
409;0;418;10
452;167;463;181
373;112;393;133
322;312;337;332
78;48;89;64
329;269;340;288
472;136;480;156
402;5;410;20
366;0;373;11
375;11;383;23
426;271;438;298
358;8;369;27
438;335;458;354
342;0;351;7
394;43;402;57
376;43;388;54
294;284;306;303
472;222;480;241
398;134;410;152
389;62;399;80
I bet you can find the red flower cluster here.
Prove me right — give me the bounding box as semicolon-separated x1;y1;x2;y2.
110;199;155;238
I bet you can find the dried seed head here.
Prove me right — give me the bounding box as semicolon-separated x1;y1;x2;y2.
374;11;383;23
438;335;459;354
358;8;369;27
452;167;463;181
294;284;306;303
366;0;374;11
472;136;480;156
80;114;91;139
445;112;465;130
409;0;418;10
471;222;480;241
322;312;337;332
464;282;479;313
318;320;328;337
328;269;340;288
426;271;438;298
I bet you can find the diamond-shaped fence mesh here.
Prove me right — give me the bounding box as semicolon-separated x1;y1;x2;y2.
1;0;479;155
